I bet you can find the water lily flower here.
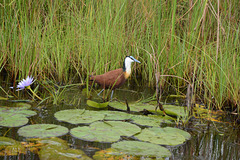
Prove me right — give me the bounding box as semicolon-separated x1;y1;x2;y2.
15;76;42;101
16;76;34;91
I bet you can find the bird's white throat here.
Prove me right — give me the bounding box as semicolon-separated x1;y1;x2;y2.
123;57;135;79
124;57;134;75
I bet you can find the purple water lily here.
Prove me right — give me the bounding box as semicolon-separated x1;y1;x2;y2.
16;76;34;91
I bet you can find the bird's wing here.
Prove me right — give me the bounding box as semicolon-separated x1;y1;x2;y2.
93;69;124;87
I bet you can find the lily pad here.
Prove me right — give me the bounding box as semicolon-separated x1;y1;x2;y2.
36;137;69;149
0;137;20;146
39;145;91;160
37;137;92;160
0;106;37;127
39;145;92;160
0;107;37;117
0;137;26;156
87;100;109;108
109;101;189;118
130;115;171;127
135;127;191;146
54;109;105;124
0;113;29;127
100;111;132;120
70;121;141;143
14;103;32;109
93;148;136;160
18;124;69;138
109;101;156;112
159;105;188;118
111;141;171;158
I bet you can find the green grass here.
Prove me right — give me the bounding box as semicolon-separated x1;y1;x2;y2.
0;0;239;110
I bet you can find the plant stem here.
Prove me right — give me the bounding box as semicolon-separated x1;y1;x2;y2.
26;86;43;101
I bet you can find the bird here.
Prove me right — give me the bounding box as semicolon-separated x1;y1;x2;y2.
89;56;141;99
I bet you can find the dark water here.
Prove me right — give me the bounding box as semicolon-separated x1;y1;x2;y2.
0;84;239;160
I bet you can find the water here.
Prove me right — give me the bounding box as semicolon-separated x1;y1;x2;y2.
0;84;239;160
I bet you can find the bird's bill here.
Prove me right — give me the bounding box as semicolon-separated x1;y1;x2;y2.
132;57;141;63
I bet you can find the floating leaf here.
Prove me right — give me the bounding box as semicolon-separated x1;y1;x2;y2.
0;113;28;127
87;100;109;108
36;137;69;149
93;141;172;159
18;124;69;138
0;137;19;146
38;137;92;160
135;127;190;146
70;121;141;143
130;115;171;127
22;137;69;154
109;101;189;118
159;105;188;118
39;145;92;160
0;137;26;156
93;148;137;160
92;121;141;137
109;101;156;112
0;107;37;117
54;109;105;124
0;106;36;127
100;111;132;120
14;103;32;109
111;141;171;158
163;127;191;139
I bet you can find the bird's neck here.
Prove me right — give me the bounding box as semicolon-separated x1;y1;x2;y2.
123;61;132;79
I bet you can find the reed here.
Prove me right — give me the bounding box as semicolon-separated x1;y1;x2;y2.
0;0;239;110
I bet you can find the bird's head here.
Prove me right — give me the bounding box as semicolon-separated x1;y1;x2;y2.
123;56;141;77
125;56;141;64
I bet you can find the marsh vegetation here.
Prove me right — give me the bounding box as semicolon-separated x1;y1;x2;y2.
0;1;240;158
1;0;239;110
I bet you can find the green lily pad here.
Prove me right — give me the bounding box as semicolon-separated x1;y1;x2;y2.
109;101;156;112
87;100;109;108
39;145;92;160
130;115;172;127
70;121;141;143
109;101;189;118
159;105;188;118
18;124;69;138
93;148;134;160
14;103;32;109
38;137;92;160
0;137;19;146
0;113;29;127
36;137;69;149
100;111;132;120
0;137;26;156
0;106;36;127
135;127;191;146
111;141;171;158
0;107;37;117
54;109;105;124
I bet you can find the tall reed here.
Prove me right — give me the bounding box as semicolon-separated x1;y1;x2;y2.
0;0;239;110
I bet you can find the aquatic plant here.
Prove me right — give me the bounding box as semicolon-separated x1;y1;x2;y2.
0;0;239;110
16;76;34;91
14;76;42;101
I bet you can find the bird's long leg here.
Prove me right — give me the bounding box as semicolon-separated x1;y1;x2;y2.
97;89;105;96
110;90;114;100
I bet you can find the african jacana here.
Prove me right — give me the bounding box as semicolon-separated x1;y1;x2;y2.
90;56;141;99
